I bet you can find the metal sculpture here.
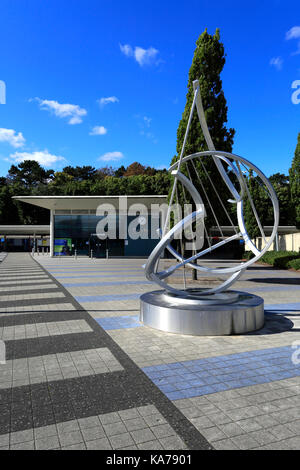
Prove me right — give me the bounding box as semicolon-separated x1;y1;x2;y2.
140;80;279;335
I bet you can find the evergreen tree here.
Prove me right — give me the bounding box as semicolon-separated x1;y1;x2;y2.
269;173;294;226
170;29;236;277
243;170;262;240
175;29;235;159
171;28;236;247
8;160;54;187
289;132;300;228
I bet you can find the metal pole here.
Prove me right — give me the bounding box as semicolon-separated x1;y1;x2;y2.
90;249;93;259
106;249;108;259
74;249;77;260
50;210;54;257
275;233;279;252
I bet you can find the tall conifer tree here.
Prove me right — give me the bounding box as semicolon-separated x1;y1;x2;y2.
175;29;235;159
289;132;300;228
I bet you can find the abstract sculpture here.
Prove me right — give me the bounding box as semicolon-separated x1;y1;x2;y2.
140;80;279;335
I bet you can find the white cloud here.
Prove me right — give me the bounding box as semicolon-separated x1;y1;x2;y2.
98;151;124;162
98;96;119;107
8;150;65;167
119;43;160;67
270;57;283;70
135;47;159;66
119;44;133;57
89;126;107;136
143;116;152;127
0;128;25;148
286;26;300;40
33;98;87;124
135;115;157;143
286;26;300;55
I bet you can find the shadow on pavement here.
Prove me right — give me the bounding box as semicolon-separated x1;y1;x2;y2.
248;277;300;285
246;312;295;335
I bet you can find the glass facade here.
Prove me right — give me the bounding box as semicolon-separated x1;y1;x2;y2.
54;214;159;257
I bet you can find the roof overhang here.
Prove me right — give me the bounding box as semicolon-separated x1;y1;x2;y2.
13;195;168;211
0;225;50;235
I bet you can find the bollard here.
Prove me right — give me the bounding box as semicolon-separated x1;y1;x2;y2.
74;249;77;260
106;249;109;259
37;248;40;256
32;248;34;257
90;249;93;259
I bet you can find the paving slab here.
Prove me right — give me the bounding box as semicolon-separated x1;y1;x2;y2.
1;252;300;450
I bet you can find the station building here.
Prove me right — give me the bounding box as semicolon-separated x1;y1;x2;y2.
2;195;298;258
12;195;168;257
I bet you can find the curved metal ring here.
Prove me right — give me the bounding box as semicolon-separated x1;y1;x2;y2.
144;151;279;297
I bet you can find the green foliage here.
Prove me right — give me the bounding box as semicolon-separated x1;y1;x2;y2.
289;132;300;227
242;251;255;260
171;29;236;231
7;160;54;187
287;258;300;270
254;250;300;269
243;250;300;269
62;165;97;181
243;170;262;239
242;169;295;239
269;173;295;225
2;160;171;225
175;29;235;158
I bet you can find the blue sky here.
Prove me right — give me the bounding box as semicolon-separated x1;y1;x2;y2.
0;0;299;177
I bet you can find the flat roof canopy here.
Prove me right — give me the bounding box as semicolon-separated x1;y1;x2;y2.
0;225;50;235
13;195;168;211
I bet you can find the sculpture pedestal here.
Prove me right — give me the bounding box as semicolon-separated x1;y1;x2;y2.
140;290;264;336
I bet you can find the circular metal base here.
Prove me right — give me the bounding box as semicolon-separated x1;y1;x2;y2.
140;290;264;336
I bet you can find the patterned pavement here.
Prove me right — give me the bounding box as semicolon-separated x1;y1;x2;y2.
0;253;207;451
0;252;300;450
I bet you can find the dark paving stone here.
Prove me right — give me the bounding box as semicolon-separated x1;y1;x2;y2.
0;388;12;405
10;409;33;433
5;332;106;360
53;402;76;422
33;412;56;428
0;287;62;297
0;253;213;450
0;297;72;308
0;310;84;327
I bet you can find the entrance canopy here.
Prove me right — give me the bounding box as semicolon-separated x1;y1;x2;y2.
13;195;167;211
13;195;168;257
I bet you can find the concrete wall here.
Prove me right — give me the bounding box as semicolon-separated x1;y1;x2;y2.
245;232;300;252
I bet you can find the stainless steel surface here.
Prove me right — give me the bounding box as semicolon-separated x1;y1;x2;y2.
144;80;279;298
140;290;264;336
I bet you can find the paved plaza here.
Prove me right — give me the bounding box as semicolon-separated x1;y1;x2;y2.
0;252;300;450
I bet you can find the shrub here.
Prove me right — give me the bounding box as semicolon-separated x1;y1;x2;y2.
243;250;300;269
287;258;300;271
243;251;255;260
260;251;299;269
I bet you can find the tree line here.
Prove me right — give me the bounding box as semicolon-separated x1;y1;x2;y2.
0;161;171;225
0;154;298;230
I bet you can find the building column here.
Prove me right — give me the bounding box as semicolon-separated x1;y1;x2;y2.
50;210;54;257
